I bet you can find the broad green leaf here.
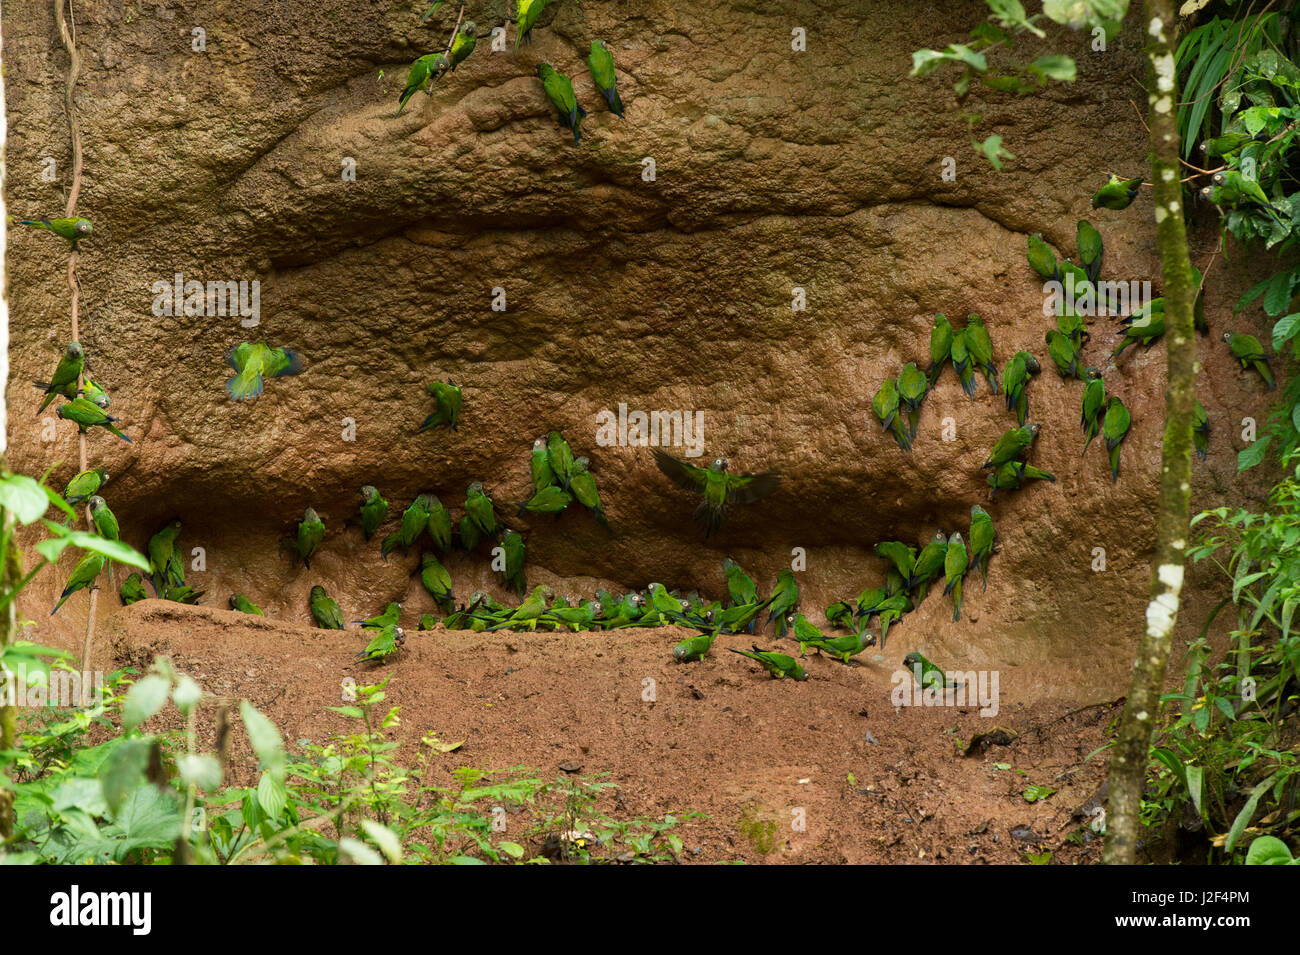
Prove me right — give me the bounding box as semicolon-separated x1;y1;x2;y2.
1262;270;1295;316
1238;436;1272;471
176;754;222;792
1022;784;1056;802
1272;312;1300;352
975;134;1015;171
497;840;526;859
256;770;288;820
1030;55;1076;82
0;474;50;524
123;674;171;731
448;855;487;865
100;739;153;814
1225;775;1276;853
240;700;285;777
1245;834;1296;865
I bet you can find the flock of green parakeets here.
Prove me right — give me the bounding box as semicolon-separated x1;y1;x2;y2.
21;15;1283;687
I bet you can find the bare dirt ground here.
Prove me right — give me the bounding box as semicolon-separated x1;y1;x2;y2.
105;601;1116;864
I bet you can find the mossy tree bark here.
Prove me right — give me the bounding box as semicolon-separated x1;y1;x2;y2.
0;5;16;841
1104;0;1199;864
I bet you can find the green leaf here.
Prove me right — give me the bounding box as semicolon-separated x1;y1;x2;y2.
1272;313;1300;352
1245;835;1296;865
176;754;222;792
1029;55;1076;82
240;700;285;777
975;134;1015;171
173;674;202;716
100;739;153;814
497;840;526;859
123;674;171;731
1225;775;1277;854
361;819;403;864
1262;270;1295;317
1186;764;1205;818
1022;784;1057;803
0;474;51;524
326;706;364;719
448;855;487;865
38;522;151;570
256;770;287;820
1238;436;1272;471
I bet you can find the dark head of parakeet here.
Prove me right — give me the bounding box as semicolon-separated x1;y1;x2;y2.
74;219;92;239
1026;423;1041;437
1221;330;1234;343
1212;171;1226;186
590;601;604;618
711;457;728;472
903;652;921;668
932;530;947;544
67;341;84;358
1085;366;1102;380
460;20;476;36
1025;355;1042;374
467;481;484;495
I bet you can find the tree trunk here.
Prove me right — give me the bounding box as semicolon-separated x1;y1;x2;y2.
1104;0;1199;864
0;2;17;841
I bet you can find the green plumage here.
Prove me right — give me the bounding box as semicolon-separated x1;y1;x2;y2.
447;22;477;71
987;461;1056;498
120;573;147;606
1102;397;1131;483
426;497;453;553
420;553;455;611
982;423;1039;470
20;216;92;247
910;530;948;596
1091;174;1142;211
518;484;573;517
465;482;497;539
722;557;757;608
1081;367;1106;454
225;342;303;401
64;467;107;507
569;462;609;526
230;594;264;616
903;651;961;690
1002;351;1040;426
765;569;799;637
34;342;84;415
951;328;977;398
652;450;780;539
1193;399;1210;462
1076;220;1103;284
355;485;388;541
673;631;716;663
943;532;968;623
587;40;624;116
421;379;462;432
873;378;910;451
897;362;928;440
52;552;107;615
383;494;433;558
927;313;954;387
58;398;131;442
530;436;556;491
968;506;995;592
1045;329;1082;379
501;529;527;598
148;520;185;595
357;625;406;664
397;53;447;116
1223;331;1275;390
81;379;111;409
1026;233;1059;281
310;585;344;630
282;507;325;569
728;645;808;681
538;63;586;143
964;314;998;393
87;496;119;542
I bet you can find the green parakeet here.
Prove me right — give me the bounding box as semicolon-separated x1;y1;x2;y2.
487;585;554;632
80;379;111;409
951;327;977;398
987;461;1056;498
310;585;344;630
515;0;546;51
282;507;325;569
58;398;131;442
383;494;432;558
357;625;406;663
396;53;447;116
728;645;808;681
465;482;498;538
1057;307;1088;346
1204;169;1286;221
225;342;303;401
1113;309;1165;357
546;432;576;490
1002;351;1041;426
20;216;92;248
825;600;855;630
722;557;757;608
87;496;119;541
1076;220;1103;285
421;379;462;432
420;553;455;611
982;423;1039;470
52;552;106;614
587;39;624;116
1222;331;1275;390
518;484;573;517
120;572;147;606
538;64;586;144
964;314;999;393
64;467;107;507
1026;233;1059;282
34;342;84;415
447;21;477;71
356;602;401;630
426;496;452;553
897;362;928;439
801;625;874;664
501;529;526;598
1102;396;1131;482
652;450;781;539
715;596;775;634
1091;174;1142;211
943;531;968;623
1081;367;1106;454
873;377;911;451
765;569;799;637
353;485;388;541
876;593;911;649
968;505;995;592
1193;399;1210;462
673;631;716;663
903;651;961;690
148;520;184;595
569;461;609;527
164;585;204;605
789;612;828;656
230;594;264;615
910;530;948;596
530;436;556;491
419;613;439;631
874;540;916;582
459;514;481;552
1045;329;1081;379
927;313;954;387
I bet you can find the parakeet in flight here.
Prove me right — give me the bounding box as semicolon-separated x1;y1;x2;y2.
587;39;624;116
652;450;780;539
58;398;131;442
34;342;84;415
225;342;303;401
538;64;586;143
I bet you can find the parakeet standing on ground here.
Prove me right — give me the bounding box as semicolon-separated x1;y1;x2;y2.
64;467;107;507
1222;331;1275;390
943;531;968;623
927;313;954;387
1002;351;1041;427
1193;400;1210;462
58;398;131;442
964;315;999;393
1077;220;1103;285
20;216;92;248
383;494;433;558
790;612;829;656
487;585;554;632
968;506;995;592
501;529;526;598
652;450;781;539
802;626;874;664
728;645;808;681
1091;175;1142;211
230;594;264;616
1026;233;1059;282
87;496;119;542
353;485;388;540
1081;367;1106;454
873;378;911;451
447;21;477;70
225;342;303;401
52;552;107;614
903;651;961;690
673;631;717;663
310;585;344;630
164;585;204;605
419;613;439;631
982;423;1040;470
420;379;462;432
587;39;624;116
34;342;84;415
765;569;799;637
420;553;455;612
396;53;447;116
1103;396;1131;482
538;64;586;143
148;520;184;595
282;508;325;569
357;625;406;663
897;363;928;440
120;573;147;606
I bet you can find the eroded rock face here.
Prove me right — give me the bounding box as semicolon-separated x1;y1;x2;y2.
4;1;1280;700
